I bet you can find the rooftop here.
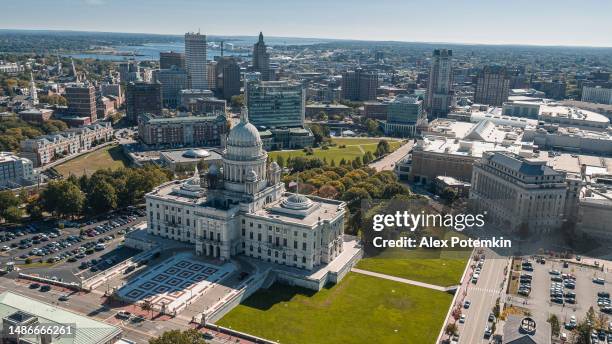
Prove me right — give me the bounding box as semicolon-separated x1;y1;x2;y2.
0;292;121;344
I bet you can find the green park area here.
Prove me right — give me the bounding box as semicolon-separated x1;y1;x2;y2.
356;247;471;287
217;272;452;344
267;137;403;165
55;145;129;177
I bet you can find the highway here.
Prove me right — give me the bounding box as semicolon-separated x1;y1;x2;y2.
457;249;508;344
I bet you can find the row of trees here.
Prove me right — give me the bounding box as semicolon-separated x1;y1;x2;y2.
0;117;68;152
27;166;171;220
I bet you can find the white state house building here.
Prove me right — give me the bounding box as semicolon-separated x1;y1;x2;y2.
142;109;361;290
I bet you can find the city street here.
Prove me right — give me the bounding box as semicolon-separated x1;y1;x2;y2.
369;140;414;171
457;249;509;344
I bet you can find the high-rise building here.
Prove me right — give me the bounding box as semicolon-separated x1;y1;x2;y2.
252;32;272;81
341;68;378;101
185;32;208;90
246;81;305;128
384;96;427;137
474;65;510;106
153;67;189;109
207;61;217;91
159;51;185;70
65;83;97;122
216;57;241;101
125;81;162;123
426;49;454;116
582;86;612;105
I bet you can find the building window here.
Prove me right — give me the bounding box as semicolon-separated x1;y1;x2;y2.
294;241;298;249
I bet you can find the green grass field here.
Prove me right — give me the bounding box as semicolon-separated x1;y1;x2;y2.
55;144;129;177
217;272;452;344
356;248;471;287
267;137;403;165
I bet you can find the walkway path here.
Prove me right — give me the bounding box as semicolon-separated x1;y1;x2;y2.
351;267;457;292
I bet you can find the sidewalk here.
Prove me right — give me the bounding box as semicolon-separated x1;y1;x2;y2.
351;267;456;292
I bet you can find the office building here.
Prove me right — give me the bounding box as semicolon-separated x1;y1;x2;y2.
395;135;536;184
582;86;612;105
470;151;567;232
179;89;214;108
215;57;241;101
426;49;454;116
117;60;140;83
207;61;217;91
138;113;227;147
125;81;162;123
191;97;226;116
341;69;378;101
18;109;53;123
246;81;305;128
0;152;36;188
384;96;427;137
160;51;185;70
474;65;510;106
153;67;189;109
252;32;272;81
185;32;208;90
65;83;97;122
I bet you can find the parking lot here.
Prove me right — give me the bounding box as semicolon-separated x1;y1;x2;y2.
508;256;612;341
0;208;146;283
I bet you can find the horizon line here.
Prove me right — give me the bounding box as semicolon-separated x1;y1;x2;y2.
2;27;612;49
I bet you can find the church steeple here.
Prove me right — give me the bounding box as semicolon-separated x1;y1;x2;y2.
30;72;38;105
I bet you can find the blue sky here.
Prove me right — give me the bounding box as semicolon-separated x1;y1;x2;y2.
3;0;612;47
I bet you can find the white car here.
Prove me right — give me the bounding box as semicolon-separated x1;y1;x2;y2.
459;314;466;323
1;246;9;251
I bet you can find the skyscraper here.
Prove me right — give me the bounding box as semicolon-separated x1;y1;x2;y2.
65;83;97;122
426;49;454;116
474;65;510;106
341;68;379;101
216;57;241;101
159;51;185;70
126;81;162;123
185;32;208;90
252;32;272;81
246;81;304;128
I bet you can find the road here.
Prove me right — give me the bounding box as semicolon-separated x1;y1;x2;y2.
457;249;508;344
369;140;413;172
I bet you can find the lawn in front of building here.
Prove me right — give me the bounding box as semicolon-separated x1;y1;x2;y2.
267;137;403;165
356;247;471;287
55;144;129;177
217;272;452;344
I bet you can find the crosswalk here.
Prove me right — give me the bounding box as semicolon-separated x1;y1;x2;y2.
469;286;501;295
